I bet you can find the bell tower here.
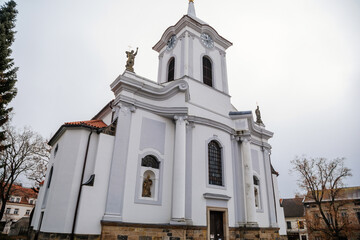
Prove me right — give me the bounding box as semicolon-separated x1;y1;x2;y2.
153;0;233;94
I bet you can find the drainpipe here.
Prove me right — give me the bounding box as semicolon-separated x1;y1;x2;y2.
70;130;94;240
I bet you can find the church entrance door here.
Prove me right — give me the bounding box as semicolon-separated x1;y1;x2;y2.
209;211;224;240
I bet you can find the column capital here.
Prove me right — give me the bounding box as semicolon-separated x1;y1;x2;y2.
117;104;136;117
240;136;251;143
174;115;188;122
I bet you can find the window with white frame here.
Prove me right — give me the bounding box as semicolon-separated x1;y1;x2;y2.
15;197;20;202
14;209;19;215
5;208;10;214
25;209;31;215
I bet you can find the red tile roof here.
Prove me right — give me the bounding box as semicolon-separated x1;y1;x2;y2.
64;119;107;129
8;185;38;205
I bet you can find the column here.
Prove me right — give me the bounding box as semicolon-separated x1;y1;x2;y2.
171;115;187;223
241;136;257;225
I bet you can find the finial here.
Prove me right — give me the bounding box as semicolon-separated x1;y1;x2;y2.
255;105;265;126
189;0;194;2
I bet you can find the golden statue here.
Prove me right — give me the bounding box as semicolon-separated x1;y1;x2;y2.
189;0;194;2
142;174;153;198
125;47;138;72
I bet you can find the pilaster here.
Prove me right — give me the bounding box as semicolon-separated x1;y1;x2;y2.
103;104;135;222
262;147;278;227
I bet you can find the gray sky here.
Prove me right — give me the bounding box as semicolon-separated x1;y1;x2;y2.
4;0;360;197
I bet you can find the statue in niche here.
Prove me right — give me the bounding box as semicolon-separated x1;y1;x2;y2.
125;47;138;72
255;105;264;125
142;174;153;197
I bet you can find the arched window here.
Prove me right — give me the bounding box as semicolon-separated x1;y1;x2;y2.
253;176;260;209
47;166;54;188
203;56;212;87
208;140;222;186
167;57;175;82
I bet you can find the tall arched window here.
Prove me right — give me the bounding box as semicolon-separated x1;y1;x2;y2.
47;166;54;188
253;176;260;209
203;56;212;87
208;140;222;186
167;57;175;82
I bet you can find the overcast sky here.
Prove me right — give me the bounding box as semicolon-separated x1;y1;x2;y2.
4;0;360;197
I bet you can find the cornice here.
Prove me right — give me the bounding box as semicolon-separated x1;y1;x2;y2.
111;74;190;102
115;95;188;118
187;116;235;135
153;15;232;52
229;112;274;140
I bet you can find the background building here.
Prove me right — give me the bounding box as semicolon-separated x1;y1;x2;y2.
303;187;360;240
282;197;308;240
0;185;37;234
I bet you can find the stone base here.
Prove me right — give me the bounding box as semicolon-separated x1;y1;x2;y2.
28;229;100;240
101;221;281;240
101;221;207;240
230;226;281;240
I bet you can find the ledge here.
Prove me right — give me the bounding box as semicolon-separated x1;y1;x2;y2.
203;193;231;201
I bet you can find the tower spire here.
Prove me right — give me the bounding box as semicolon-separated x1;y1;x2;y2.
187;0;196;17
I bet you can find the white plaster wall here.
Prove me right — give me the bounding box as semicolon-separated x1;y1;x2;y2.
121;109;174;223
273;174;287;235
40;129;96;233
31;185;45;229
76;133;114;234
190;124;235;227
186;78;232;118
83;133;99;185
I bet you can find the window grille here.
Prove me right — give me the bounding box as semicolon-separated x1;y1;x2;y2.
203;56;212;87
208;141;222;186
141;155;160;169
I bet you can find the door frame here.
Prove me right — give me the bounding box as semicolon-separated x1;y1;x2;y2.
207;207;229;240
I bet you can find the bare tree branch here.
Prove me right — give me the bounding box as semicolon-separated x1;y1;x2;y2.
291;156;353;240
0;124;49;220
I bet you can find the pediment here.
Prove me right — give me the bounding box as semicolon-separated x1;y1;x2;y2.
153;15;232;52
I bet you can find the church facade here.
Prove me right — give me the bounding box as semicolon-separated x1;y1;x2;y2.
30;2;286;240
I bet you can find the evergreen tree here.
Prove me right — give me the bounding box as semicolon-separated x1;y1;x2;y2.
0;0;18;152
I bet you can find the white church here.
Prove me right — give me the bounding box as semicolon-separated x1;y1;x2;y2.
30;1;286;239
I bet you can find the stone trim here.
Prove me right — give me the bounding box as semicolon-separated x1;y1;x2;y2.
101;221;207;230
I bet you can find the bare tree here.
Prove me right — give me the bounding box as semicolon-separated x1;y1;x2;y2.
0;124;49;221
291;156;353;240
26;138;50;191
